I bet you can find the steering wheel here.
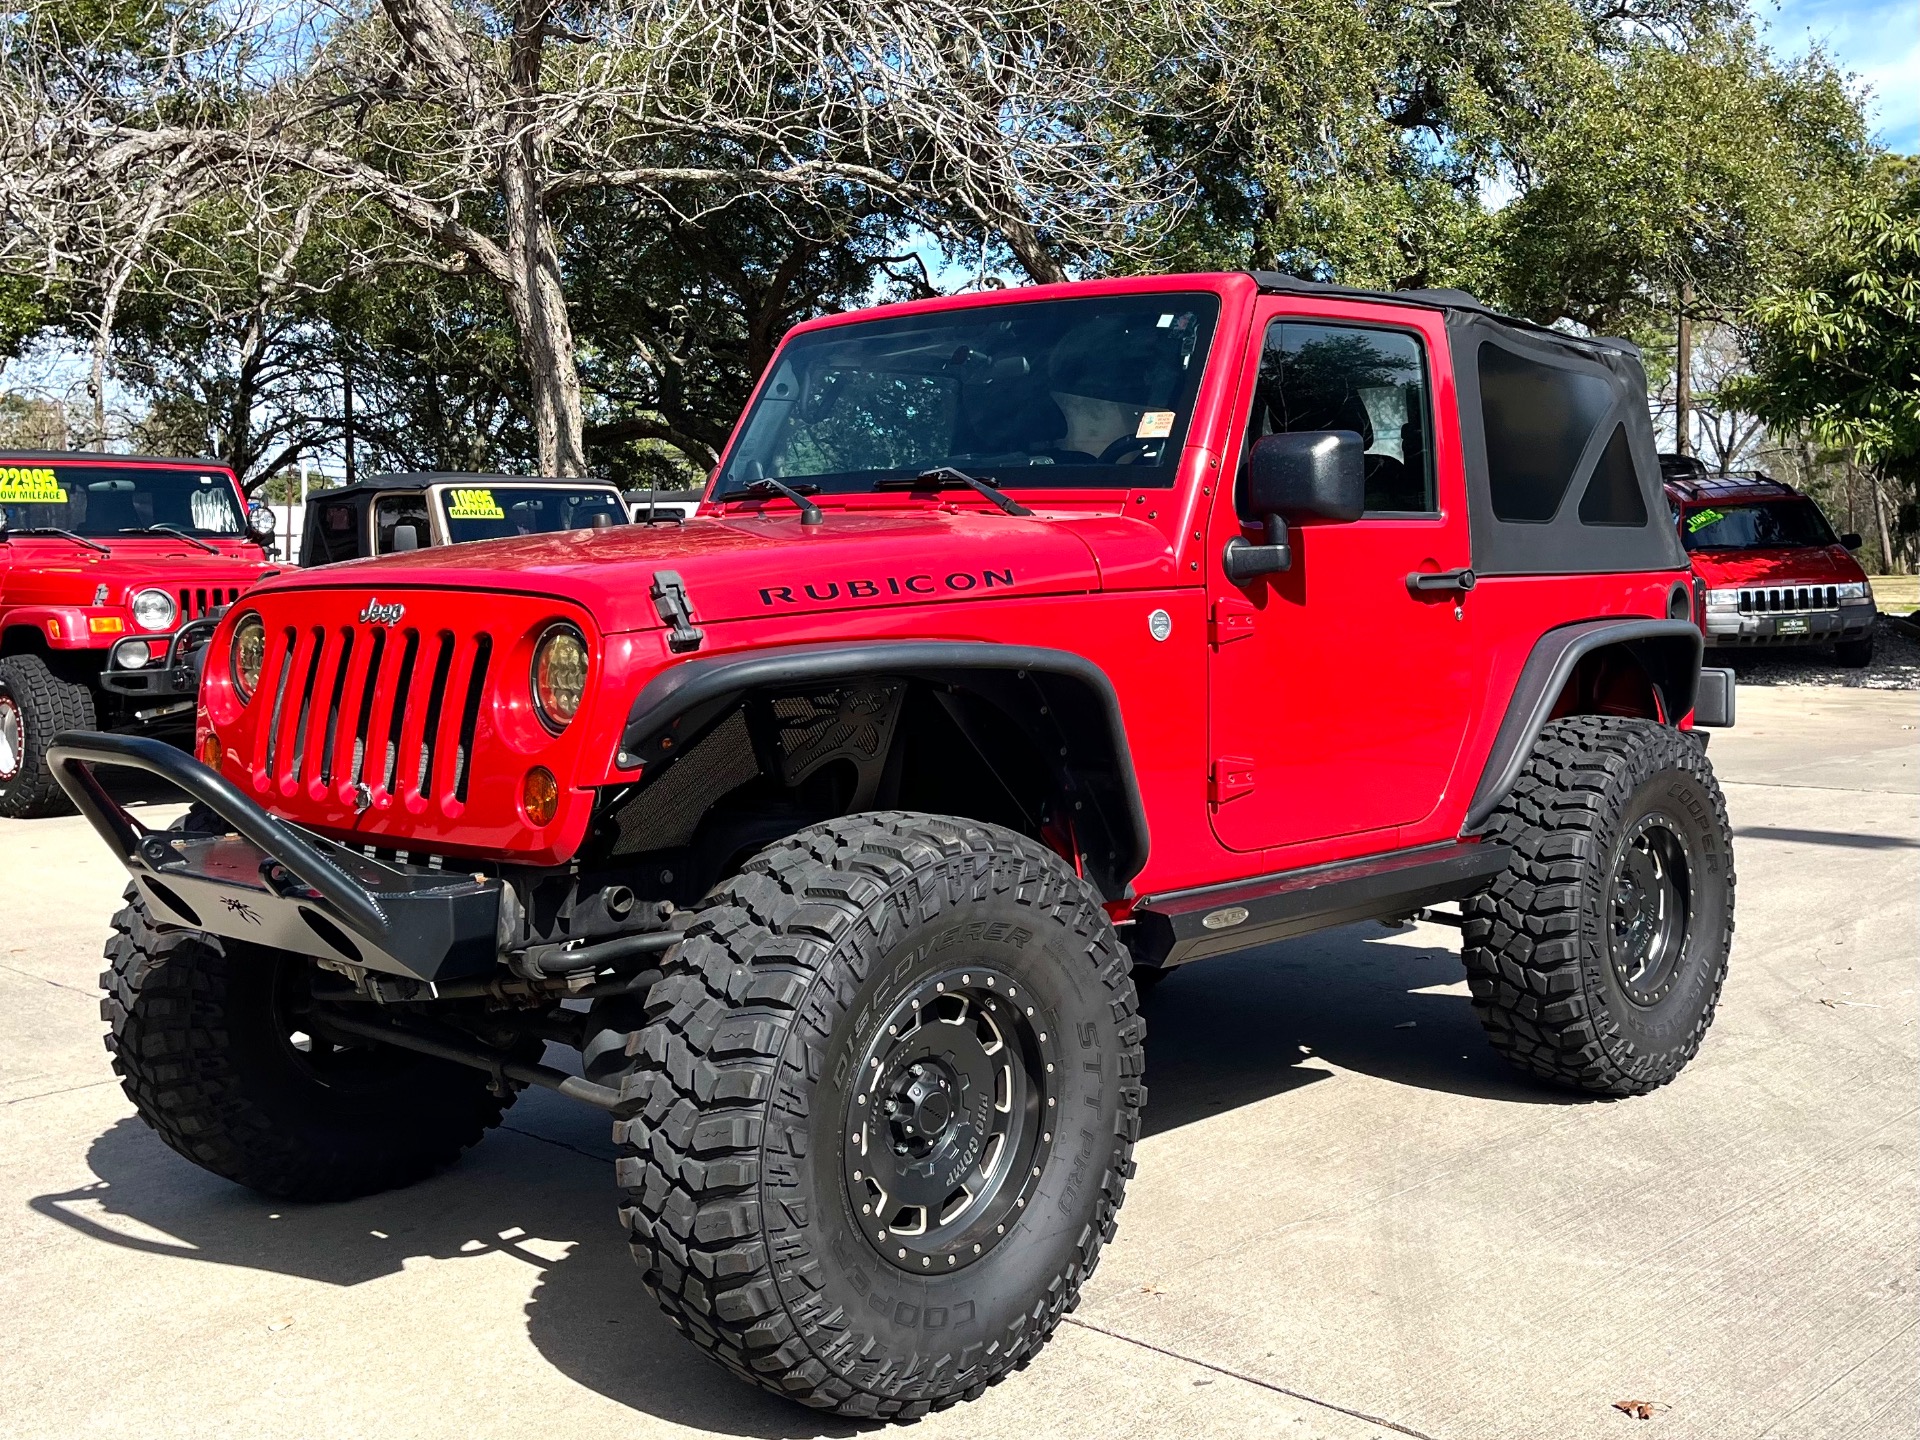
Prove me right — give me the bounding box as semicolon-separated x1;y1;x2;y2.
1098;435;1160;466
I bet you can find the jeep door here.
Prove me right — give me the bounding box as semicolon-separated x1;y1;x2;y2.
1206;298;1479;853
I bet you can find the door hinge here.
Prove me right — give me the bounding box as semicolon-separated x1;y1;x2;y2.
1210;755;1255;805
1210;598;1256;648
650;570;705;653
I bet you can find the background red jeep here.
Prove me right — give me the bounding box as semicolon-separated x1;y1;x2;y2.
0;451;275;815
1661;455;1877;666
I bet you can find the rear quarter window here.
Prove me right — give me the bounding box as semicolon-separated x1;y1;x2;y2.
1478;343;1613;523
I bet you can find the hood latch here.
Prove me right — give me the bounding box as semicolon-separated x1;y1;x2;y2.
650;570;705;653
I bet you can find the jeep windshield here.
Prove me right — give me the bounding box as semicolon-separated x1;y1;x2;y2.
0;462;245;537
1683;499;1836;551
716;293;1222;496
435;483;630;542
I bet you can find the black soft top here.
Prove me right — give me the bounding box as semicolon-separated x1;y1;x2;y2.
1248;273;1642;360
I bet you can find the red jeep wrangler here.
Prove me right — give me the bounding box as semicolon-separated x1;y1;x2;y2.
1;452;276;815
52;273;1736;1419
1662;457;1878;666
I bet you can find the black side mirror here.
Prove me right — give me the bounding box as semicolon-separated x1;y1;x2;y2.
1223;430;1366;583
392;523;421;552
1840;532;1863;551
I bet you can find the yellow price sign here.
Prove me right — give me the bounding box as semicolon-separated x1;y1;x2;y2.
446;488;505;520
0;465;69;503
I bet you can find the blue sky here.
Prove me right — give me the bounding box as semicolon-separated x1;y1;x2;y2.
1762;0;1919;152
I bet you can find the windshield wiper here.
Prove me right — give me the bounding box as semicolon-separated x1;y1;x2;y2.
8;526;110;554
736;477;824;526
121;523;218;554
877;467;1033;518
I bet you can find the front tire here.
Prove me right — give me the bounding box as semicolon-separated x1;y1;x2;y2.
101;891;518;1200
1463;717;1735;1096
0;653;95;817
1834;632;1875;668
612;813;1145;1419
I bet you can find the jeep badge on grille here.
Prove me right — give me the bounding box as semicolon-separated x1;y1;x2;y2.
359;597;404;626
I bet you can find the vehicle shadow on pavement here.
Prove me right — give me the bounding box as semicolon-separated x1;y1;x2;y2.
27;922;1570;1435
29;1101;862;1438
1135;921;1586;1136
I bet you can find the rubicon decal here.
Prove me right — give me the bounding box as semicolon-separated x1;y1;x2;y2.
758;568;1015;607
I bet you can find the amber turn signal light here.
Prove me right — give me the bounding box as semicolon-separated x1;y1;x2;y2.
522;766;559;826
198;731;220;772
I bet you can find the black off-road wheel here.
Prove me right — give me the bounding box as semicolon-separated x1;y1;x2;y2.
1463;716;1735;1096
611;813;1145;1419
0;653;94;817
102;890;519;1201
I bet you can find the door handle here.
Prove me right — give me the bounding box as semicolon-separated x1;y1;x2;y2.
1406;567;1475;595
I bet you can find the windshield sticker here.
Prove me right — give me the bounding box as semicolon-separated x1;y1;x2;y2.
1136;410;1175;439
446;488;505;520
0;466;68;503
1686;507;1724;533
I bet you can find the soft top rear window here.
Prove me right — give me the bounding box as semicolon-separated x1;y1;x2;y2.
719;293;1221;495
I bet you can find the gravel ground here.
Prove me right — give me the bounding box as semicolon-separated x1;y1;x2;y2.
1721;614;1920;690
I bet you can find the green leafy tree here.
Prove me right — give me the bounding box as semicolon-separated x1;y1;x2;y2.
1728;160;1920;569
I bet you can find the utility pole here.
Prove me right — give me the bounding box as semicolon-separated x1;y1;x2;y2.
342;356;357;486
1675;282;1694;459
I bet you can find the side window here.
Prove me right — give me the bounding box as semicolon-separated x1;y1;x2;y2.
375;494;430;554
1478;342;1613;522
311;501;362;563
1246;321;1436;514
1577;423;1648;526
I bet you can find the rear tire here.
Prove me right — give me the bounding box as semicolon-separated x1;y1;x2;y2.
611;813;1145;1419
102;890;518;1201
1463;717;1735;1096
0;653;94;817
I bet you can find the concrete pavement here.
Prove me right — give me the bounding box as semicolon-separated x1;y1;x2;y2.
1;685;1914;1439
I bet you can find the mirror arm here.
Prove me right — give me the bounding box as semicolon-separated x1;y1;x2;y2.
1222;517;1293;585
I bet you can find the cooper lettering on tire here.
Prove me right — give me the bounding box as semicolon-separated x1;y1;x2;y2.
608;812;1145;1419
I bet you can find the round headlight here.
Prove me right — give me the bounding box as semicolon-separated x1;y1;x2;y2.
230;613;267;703
113;639;153;669
531;625;588;732
130;588;177;632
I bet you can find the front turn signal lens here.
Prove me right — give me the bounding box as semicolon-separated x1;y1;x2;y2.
523;766;559;826
230;612;266;702
198;731;220;771
531;624;588;732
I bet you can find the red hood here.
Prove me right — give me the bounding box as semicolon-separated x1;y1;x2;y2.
249;507;1106;631
1687;545;1868;588
1;536;276;606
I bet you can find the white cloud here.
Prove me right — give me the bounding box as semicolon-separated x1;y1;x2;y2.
1761;0;1920;152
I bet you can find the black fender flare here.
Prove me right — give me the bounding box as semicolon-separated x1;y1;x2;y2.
1463;618;1702;833
615;641;1150;889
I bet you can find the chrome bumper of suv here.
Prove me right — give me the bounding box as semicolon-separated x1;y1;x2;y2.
48;732;501;982
1705;600;1875;646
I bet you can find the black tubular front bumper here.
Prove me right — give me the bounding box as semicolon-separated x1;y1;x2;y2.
98;614;221;705
48;732;502;982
